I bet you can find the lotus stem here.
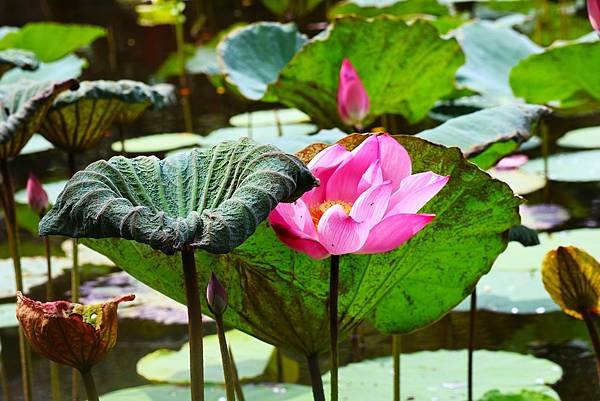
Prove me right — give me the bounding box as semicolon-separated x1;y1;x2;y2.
0;158;33;401
215;316;235;401
81;370;99;401
306;354;325;401
582;310;600;382
182;247;205;401
43;232;61;401
67;152;80;401
0;349;11;401
393;334;401;401
276;347;284;382
274;109;283;137
175;21;193;133
229;347;245;401
468;288;477;401
329;254;340;401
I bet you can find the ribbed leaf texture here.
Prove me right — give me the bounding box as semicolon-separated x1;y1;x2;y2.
39;80;175;152
0;49;39;77
0;79;76;159
39;138;318;255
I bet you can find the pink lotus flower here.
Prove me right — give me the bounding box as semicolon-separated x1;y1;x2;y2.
337;59;370;128
26;172;49;215
268;134;449;259
589;0;600;33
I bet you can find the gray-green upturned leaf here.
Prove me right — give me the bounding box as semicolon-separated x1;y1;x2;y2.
83;135;519;354
510;42;600;114
0;54;87;84
40;138;318;255
0;49;39;77
218;22;308;101
269;17;464;128
417;104;548;169
0;79;76;159
38;80;175;152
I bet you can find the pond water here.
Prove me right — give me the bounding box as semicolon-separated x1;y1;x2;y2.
1;1;600;401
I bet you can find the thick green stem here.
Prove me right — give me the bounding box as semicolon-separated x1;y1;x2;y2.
215;317;235;401
329;254;340;401
582;310;600;383
182;248;205;401
306;354;325;401
68;153;80;401
392;334;401;401
468;289;477;401
175;22;193;133
81;370;99;401
229;347;245;401
0;159;33;401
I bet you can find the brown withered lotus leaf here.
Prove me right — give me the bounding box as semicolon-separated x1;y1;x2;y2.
542;246;600;320
0;79;76;159
39;80;175;152
16;292;134;372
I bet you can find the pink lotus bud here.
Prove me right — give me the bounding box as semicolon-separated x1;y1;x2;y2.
589;0;600;33
206;273;228;316
337;59;370;128
26;172;49;215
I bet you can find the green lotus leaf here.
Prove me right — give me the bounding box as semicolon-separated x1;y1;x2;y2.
455;21;541;103
328;0;449;19
260;0;324;17
40;138;318;255
38;80;175;152
269;17;464;128
417;104;548;169
0;79;75;159
111;133;204;154
522;150;600;182
218;22;308;101
83;135;519;355
510;42;600;114
0;49;39;77
0;22;106;62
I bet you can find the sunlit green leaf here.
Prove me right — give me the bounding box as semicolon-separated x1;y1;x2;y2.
478;390;558;401
260;0;324;17
328;0;449;18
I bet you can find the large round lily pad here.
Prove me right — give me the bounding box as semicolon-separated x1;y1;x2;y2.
84;134;519;354
522;150;600;182
201;124;317;146
111;133;204;154
137;330;274;384
478;390;558;401
18;133;54;155
556;126;600;149
99;383;312;401
325;350;561;400
229;109;310;127
487;167;546;195
0;303;17;329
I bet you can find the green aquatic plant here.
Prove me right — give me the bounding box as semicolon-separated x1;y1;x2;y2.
39;138;318;401
0;49;38;78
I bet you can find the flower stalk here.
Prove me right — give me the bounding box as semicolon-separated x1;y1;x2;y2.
329;254;340;401
229;347;246;401
67;152;80;401
393;334;401;401
468;289;477;401
306;354;325;401
81;370;99;401
582;310;600;381
182;248;205;401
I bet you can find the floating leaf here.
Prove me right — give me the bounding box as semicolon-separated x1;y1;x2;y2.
487;167;546;195
229;109;310;127
0;79;75;159
557;126;600;149
417;104;547;169
328;0;449;18
218;22;308;100
478;390;558;401
269;17;464;127
40;138;318;255
510;42;600;113
455;21;541;103
0;303;17;329
0;49;38;77
39;80;174;152
137;330;274;384
0;22;106;62
0;54;87;84
520;204;570;231
18;133;54;155
523;150;600;182
201;124;317;146
325;350;561;400
542;246;600;320
99;383;312;401
111;133;203;154
84;135;519;354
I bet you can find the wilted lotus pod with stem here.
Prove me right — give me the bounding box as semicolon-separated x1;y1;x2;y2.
0;78;75;401
39;138;318;401
542;246;600;379
16;292;134;401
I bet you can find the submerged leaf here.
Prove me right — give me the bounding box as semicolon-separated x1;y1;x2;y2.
0;79;76;159
542;246;600;320
39;80;175;152
0;49;39;77
40;138;318;255
84;134;519;354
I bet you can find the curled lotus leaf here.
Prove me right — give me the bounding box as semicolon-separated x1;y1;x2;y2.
541;246;600;320
39;138;318;255
83;134;519;354
0;49;39;77
0;79;76;159
39;80;175;152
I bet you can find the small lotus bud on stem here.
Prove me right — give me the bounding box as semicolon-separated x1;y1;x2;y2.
26;172;49;216
206;272;228;316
